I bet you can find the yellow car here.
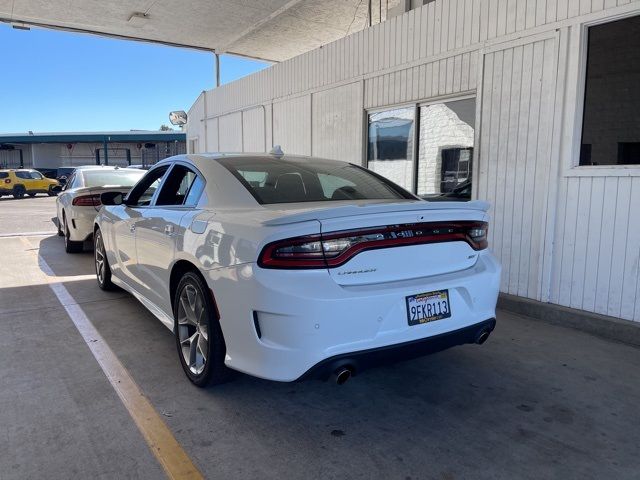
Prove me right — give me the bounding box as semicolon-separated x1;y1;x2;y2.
0;169;60;198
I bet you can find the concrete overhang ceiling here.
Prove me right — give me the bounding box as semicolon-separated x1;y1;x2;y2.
1;0;400;62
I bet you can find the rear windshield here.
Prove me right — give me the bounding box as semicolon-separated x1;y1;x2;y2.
218;157;414;204
82;169;145;188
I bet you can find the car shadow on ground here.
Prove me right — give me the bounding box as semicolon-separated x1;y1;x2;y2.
36;233;96;277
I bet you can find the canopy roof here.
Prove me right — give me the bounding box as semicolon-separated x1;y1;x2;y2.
1;0;399;62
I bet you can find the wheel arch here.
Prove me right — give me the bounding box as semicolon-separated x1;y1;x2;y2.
169;260;216;317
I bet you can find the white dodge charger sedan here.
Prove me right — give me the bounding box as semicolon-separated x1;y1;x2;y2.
56;166;145;253
94;152;501;386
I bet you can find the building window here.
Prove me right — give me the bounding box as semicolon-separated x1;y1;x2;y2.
580;15;640;166
417;98;475;198
367;107;415;191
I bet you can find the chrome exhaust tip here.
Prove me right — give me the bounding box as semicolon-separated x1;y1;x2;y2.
476;330;491;345
333;367;352;385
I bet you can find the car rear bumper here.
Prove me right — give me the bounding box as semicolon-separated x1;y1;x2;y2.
207;250;501;382
298;318;496;380
67;207;98;241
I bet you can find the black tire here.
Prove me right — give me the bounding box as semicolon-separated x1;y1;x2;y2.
57;217;64;236
174;271;233;387
28;193;36;197
94;228;116;291
47;186;58;197
63;214;83;253
13;185;25;199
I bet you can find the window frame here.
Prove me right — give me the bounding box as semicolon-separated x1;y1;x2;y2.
365;103;419;193
125;161;205;209
125;164;171;208
565;12;640;177
364;93;477;195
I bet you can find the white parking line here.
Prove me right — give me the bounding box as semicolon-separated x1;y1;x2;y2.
19;237;204;480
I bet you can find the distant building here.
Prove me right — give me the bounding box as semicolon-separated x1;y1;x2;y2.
0;131;186;169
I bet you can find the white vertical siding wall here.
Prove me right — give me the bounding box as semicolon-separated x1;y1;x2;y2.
312;82;363;162
186;0;640;322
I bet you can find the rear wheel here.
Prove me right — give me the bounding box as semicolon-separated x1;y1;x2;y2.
174;272;233;387
63;214;83;253
12;185;25;199
94;228;115;290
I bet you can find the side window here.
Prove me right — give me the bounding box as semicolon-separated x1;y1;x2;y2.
63;173;76;191
70;174;83;189
155;165;201;206
126;166;169;207
15;171;31;180
318;173;356;199
29;171;44;180
184;176;205;206
0;172;8;179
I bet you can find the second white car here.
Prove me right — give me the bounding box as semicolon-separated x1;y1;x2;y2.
56;166;145;253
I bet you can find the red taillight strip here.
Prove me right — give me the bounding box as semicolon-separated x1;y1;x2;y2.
72;194;102;207
259;221;488;269
259;234;325;269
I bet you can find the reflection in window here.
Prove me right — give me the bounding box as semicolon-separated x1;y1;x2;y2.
580;15;640;165
367;107;415;191
417;99;475;198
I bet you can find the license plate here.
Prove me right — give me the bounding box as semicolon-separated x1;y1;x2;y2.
406;289;451;326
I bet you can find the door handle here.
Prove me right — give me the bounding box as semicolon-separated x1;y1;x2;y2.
164;224;174;236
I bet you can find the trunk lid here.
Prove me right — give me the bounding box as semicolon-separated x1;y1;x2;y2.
264;200;488;286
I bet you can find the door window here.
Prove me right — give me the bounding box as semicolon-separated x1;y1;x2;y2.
29;171;44;180
155;165;202;206
126;166;169;206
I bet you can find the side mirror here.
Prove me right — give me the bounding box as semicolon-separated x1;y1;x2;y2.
101;191;124;206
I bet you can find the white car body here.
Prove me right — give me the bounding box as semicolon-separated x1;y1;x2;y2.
95;153;501;382
56;166;145;243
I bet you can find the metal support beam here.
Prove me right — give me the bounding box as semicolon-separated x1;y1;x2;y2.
103;138;109;165
215;53;220;87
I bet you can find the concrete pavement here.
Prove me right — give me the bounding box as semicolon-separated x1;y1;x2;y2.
0;198;639;479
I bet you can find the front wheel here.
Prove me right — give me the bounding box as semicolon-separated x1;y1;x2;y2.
47;186;58;197
94;228;115;290
174;272;233;387
12;185;25;199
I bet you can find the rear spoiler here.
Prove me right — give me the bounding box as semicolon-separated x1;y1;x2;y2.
262;200;490;226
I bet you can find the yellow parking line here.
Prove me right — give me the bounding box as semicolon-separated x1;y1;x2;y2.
19;237;204;480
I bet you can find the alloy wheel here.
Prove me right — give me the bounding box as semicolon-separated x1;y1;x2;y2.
177;284;208;375
95;232;105;285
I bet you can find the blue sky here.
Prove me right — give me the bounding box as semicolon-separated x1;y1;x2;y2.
0;23;268;133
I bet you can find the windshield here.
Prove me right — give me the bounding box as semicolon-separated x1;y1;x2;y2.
82;169;145;188
218;157;415;205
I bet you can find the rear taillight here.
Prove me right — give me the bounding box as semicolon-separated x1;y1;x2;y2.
72;194;102;207
259;221;489;269
4;178;10;184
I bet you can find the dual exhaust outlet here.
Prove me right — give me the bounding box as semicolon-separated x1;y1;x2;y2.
330;327;493;385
